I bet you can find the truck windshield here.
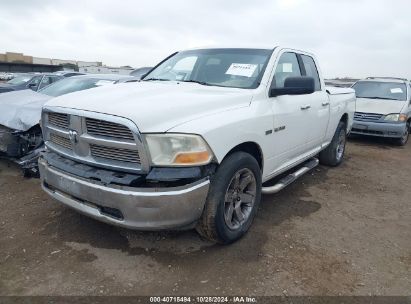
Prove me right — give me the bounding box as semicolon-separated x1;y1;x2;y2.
352;81;407;101
143;48;273;89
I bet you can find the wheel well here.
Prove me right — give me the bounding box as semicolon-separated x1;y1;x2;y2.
340;113;349;132
340;113;348;125
225;142;263;170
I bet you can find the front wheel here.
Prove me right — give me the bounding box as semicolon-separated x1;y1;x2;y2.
393;121;409;146
319;121;347;167
196;152;262;244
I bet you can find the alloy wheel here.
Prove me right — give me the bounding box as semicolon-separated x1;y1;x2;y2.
336;130;346;161
223;168;257;230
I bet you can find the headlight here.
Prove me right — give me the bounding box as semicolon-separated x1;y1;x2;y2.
144;134;214;166
384;114;407;122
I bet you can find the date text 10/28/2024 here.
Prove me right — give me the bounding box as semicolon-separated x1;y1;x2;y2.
149;296;257;303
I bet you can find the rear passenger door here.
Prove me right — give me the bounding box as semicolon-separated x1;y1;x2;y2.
298;54;329;149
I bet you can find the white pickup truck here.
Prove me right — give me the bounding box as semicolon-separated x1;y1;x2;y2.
39;47;355;244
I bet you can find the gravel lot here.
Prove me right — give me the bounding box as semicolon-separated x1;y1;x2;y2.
0;136;410;296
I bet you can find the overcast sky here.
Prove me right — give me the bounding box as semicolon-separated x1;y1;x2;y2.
1;0;410;78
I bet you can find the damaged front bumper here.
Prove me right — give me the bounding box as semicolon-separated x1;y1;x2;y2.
38;155;211;230
0;126;19;156
0;125;43;173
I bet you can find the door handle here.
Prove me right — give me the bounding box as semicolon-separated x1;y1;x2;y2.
322;102;330;106
300;105;311;110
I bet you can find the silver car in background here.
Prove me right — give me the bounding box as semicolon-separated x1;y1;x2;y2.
351;77;411;145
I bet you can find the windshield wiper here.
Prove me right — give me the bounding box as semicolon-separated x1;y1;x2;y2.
179;80;211;86
360;96;400;101
143;78;170;81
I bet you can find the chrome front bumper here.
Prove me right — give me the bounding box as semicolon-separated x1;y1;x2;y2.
38;157;210;230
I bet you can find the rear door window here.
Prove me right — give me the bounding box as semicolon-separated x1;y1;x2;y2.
301;55;321;91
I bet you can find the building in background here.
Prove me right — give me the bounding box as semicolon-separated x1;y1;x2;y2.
0;51;131;75
77;61;103;68
32;57;52;65
0;52;33;64
0;52;60;73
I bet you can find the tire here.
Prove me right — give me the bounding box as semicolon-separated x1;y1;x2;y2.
319;121;347;167
393;121;410;146
196;152;262;244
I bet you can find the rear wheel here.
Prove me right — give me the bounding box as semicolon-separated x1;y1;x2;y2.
393;121;409;146
196;152;262;244
319;121;347;167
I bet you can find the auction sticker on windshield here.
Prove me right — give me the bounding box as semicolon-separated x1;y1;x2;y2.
391;88;403;94
226;63;257;77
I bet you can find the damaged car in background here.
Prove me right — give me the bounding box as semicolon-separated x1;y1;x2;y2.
0;74;129;176
0;73;63;94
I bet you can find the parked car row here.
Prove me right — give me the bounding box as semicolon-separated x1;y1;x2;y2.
0;67;150;173
0;73;65;93
0;72;15;81
0;46;409;244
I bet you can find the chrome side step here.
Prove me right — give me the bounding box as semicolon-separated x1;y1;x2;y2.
261;158;319;194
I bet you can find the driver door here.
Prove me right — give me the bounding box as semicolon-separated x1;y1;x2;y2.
269;52;313;171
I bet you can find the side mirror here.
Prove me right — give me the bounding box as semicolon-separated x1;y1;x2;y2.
28;83;37;90
270;76;315;97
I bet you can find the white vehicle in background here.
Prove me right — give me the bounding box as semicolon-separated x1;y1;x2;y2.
39;47;355;244
0;72;14;81
351;77;411;145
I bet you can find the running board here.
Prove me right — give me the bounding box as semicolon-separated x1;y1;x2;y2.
261;158;319;194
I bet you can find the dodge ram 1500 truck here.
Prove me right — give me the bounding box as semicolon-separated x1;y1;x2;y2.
39;47;355;244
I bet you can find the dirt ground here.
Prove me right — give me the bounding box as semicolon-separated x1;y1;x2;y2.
0;136;410;296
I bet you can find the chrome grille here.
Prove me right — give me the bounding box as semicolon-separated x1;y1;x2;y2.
90;145;140;163
48;113;69;129
354;112;383;121
50;133;72;150
43;109;148;173
86;118;134;140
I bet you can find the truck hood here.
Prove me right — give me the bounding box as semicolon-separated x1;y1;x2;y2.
45;81;254;132
356;97;406;115
0;89;51;131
